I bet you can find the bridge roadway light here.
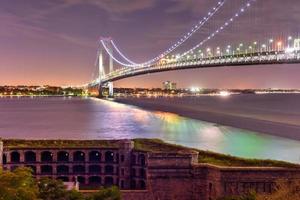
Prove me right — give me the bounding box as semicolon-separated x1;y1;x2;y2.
261;44;266;52
269;39;274;51
288;36;293;48
277;41;282;51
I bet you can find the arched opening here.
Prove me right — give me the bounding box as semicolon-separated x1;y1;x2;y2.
41;165;53;174
104;176;114;186
57;165;69;174
105;151;114;163
57;151;69;162
11;151;20;163
57;176;69;182
2;154;7;164
120;180;125;189
77;176;85;184
73;151;85;162
89;165;101;174
140;168;146;178
26;165;37;174
116;153;119;163
41;151;53;162
89;176;101;185
89;151;101;162
105;165;114;175
25;151;36;162
73;165;85;174
131;155;136;165
139;154;146;166
131;168;136;177
140;180;146;189
130;180;136;189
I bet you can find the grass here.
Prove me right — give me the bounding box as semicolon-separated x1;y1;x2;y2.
2;139;120;149
196;149;300;168
133;138;300;168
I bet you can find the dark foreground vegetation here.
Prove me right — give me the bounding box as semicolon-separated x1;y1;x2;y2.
0;167;120;200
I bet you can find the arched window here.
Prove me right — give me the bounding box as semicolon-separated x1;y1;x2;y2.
89;176;101;185
120;180;125;189
77;176;85;184
89;151;101;162
2;154;7;164
41;165;53;174
131;154;136;165
41;151;53;162
140;180;146;189
104;176;114;186
105;151;114;163
57;151;69;162
130;180;136;189
57;165;69;174
73;165;85;174
116;153;119;163
73;151;85;162
104;165;114;175
131;168;136;177
11;151;20;163
25;151;36;162
139;154;146;166
89;165;101;174
121;155;125;162
140;168;146;178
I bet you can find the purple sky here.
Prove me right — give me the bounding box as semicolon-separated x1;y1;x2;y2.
0;0;299;89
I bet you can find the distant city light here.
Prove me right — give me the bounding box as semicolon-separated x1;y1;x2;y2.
219;91;230;97
190;87;201;92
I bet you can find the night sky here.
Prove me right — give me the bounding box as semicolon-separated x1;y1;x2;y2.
0;0;300;89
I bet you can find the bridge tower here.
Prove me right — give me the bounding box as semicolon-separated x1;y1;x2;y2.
98;48;104;97
108;46;114;97
98;40;114;98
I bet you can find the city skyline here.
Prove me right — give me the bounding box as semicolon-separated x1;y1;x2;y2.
1;0;300;88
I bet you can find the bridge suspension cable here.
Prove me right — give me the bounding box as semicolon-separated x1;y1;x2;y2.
110;40;137;65
179;0;256;59
100;0;228;67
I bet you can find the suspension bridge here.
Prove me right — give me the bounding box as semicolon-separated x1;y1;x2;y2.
87;0;300;97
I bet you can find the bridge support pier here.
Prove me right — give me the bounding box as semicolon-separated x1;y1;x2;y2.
108;82;114;98
98;84;103;98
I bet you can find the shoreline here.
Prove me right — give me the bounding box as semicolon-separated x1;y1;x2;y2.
115;95;300;141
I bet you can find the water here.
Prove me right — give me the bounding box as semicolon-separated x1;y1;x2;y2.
1;96;300;163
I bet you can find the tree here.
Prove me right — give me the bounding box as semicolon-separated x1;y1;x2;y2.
0;167;39;200
256;180;300;200
38;178;68;200
90;186;121;200
0;167;121;200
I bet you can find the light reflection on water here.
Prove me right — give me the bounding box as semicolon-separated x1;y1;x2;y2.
1;96;300;163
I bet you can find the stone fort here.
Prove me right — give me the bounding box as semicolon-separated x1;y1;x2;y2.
0;139;300;200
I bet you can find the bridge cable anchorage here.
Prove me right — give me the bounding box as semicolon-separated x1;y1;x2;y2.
180;0;256;59
100;0;228;68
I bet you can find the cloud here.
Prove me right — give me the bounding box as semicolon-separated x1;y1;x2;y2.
164;0;213;15
62;0;157;14
0;12;95;48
